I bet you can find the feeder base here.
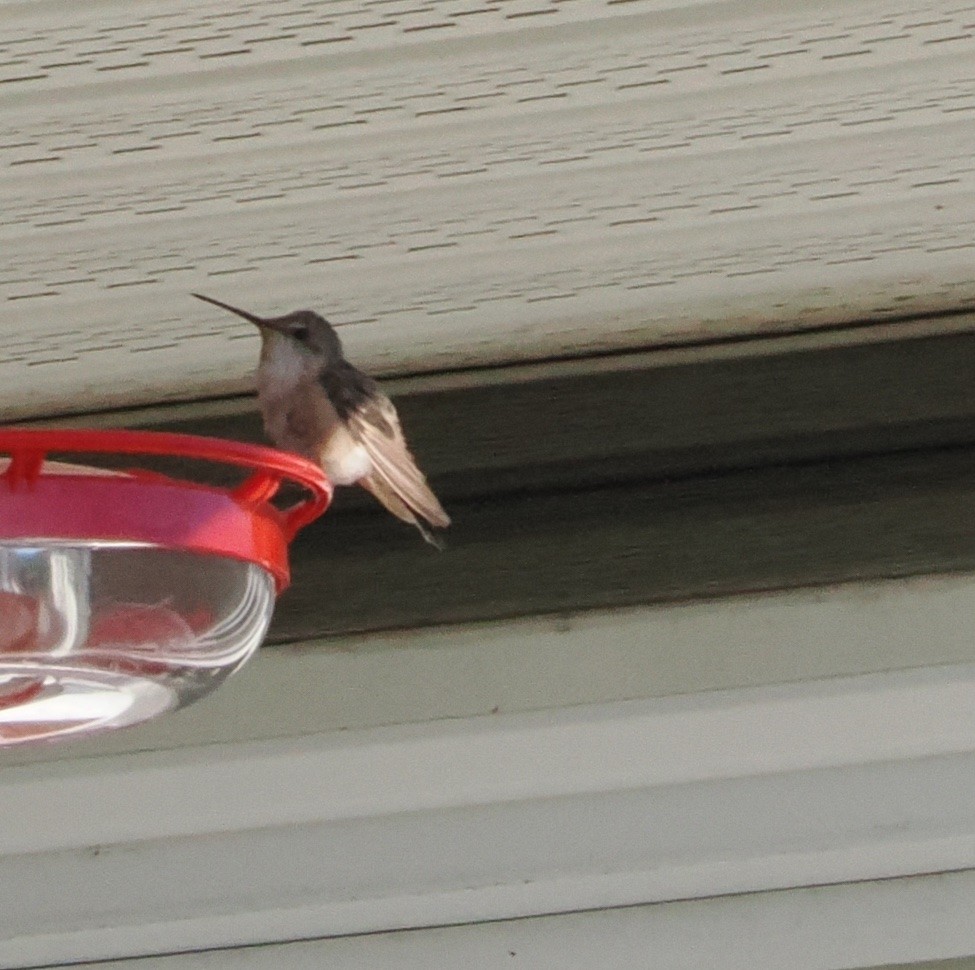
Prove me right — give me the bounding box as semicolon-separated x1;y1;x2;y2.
0;665;175;744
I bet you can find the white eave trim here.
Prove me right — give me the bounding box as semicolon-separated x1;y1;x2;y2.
49;870;975;970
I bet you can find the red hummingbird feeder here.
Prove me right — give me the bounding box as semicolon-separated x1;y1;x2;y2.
0;428;331;745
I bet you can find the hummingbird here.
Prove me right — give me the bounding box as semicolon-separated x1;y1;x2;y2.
192;293;450;547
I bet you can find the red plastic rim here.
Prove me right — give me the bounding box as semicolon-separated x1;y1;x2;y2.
0;429;333;593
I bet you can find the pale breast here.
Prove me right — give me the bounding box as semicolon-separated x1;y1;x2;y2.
256;338;323;455
320;427;372;485
255;336;372;484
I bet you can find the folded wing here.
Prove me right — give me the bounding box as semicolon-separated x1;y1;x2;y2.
321;363;450;544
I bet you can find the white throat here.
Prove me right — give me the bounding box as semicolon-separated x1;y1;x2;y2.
257;334;313;401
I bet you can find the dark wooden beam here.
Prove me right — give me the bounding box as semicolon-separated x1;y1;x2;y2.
274;444;975;641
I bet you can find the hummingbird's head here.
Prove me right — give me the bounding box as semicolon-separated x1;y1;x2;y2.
192;294;344;364
264;310;344;364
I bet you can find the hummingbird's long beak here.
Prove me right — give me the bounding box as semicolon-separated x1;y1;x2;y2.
192;292;273;329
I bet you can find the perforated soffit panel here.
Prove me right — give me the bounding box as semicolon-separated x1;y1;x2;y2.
1;0;974;418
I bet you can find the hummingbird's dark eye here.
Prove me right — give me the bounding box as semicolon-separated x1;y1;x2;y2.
291;326;309;341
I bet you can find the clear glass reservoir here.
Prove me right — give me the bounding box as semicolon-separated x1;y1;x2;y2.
0;545;275;744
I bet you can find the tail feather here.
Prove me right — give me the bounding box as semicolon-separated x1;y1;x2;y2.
359;474;446;549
